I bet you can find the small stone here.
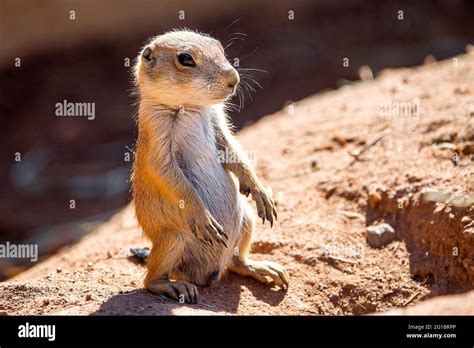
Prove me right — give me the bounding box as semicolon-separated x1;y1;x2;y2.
130;248;150;263
446;194;474;208
368;191;382;208
366;223;396;248
56;267;62;273
421;189;474;208
0;310;8;316
463;228;474;238
420;189;451;204
434;142;456;150
43;299;50;306
85;294;92;301
423;55;436;65
358;65;373;81
87;262;94;270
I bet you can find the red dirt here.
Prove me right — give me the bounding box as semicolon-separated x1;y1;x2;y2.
0;52;473;315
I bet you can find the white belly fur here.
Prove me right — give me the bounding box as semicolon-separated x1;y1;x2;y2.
170;107;243;271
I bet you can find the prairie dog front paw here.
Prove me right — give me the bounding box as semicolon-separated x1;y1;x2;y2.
188;208;228;246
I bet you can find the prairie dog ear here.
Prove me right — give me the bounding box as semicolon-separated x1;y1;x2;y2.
141;45;155;66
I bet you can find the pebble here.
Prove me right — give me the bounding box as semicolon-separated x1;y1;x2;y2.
420;190;451;204
463;228;474;238
421;190;474;208
366;223;396;248
368;191;382;208
129;248;150;263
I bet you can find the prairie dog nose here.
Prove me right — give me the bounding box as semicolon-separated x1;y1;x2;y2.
225;68;240;88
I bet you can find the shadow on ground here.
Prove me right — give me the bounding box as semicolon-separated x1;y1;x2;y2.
91;272;286;315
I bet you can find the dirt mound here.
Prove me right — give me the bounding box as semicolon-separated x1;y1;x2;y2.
367;188;474;293
0;52;473;315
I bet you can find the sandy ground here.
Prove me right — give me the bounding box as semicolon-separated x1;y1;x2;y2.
0;52;473;315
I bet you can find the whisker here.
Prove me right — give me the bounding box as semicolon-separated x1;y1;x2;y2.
224;32;247;41
238;46;259;61
240;75;263;90
242;81;254;102
224;101;239;112
242;79;257;93
224;18;240;33
237;85;245;111
238;68;268;73
224;36;246;46
224;41;235;50
235;85;242;112
240;85;246;109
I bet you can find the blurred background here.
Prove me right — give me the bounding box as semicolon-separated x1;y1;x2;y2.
0;0;473;279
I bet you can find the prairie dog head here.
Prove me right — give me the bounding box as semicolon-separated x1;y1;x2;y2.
135;30;240;109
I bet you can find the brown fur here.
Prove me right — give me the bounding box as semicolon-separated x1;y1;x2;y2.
132;30;288;303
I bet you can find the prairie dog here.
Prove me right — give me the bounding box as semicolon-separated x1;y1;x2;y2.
132;30;289;303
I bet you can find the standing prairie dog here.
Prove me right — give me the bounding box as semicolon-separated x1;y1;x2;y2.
132;29;289;303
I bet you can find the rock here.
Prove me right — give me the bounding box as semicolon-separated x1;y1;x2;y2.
368;191;382;208
129;247;150;263
434;142;456;150
420;189;474;208
358;65;373;81
446;194;474;208
0;310;8;316
463;228;474;238
420;189;451;204
85;293;92;301
423;55;437;65
366;223;396;248
339;210;365;221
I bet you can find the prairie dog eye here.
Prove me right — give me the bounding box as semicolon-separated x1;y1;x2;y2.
177;53;195;67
